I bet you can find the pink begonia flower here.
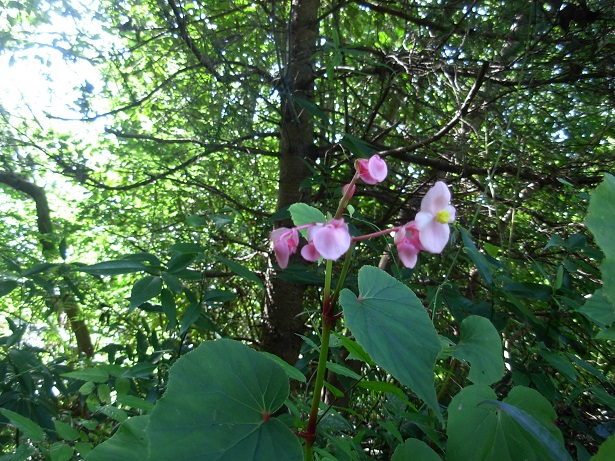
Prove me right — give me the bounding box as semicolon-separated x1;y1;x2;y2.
356;154;388;185
270;227;299;269
414;181;456;254
301;219;351;261
394;222;422;268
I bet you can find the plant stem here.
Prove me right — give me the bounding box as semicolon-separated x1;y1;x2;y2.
304;259;334;460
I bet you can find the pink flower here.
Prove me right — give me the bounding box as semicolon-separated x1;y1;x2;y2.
270;227;299;269
394;222;422;268
356;155;387;185
301;219;351;261
414;181;456;254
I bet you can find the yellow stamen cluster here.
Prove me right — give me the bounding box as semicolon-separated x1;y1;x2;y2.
436;210;451;224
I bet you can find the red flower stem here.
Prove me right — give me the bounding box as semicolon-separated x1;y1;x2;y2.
335;171;360;219
351;226;399;242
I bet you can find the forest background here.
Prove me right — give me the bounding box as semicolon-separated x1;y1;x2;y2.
1;0;614;460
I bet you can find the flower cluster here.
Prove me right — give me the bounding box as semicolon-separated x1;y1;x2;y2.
270;154;455;269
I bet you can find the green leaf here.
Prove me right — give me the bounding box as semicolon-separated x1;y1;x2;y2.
49;442;74;461
0;280;19;297
357;381;412;407
447;316;505;385
216;256;263;290
0;408;45;442
161;271;183;293
502;281;553;300
586;174;615;304
99;405;127;423
260;352;306;383
62;368;109;383
168;242;206;254
129;276;162;311
22;262;58;276
115;394;155;412
84;416;149;461
340;266;442;419
146;339;302;461
332;332;374;365
289;202;326;238
447;385;569;461
326;361;362;381
78;260;149;276
391;438;442;461
591;433;615;461
179;301;201;335
53;420;80;441
478;400;573;461
165;252;197;274
460;228;493;286
340;133;376;158
291;96;328;122
578;290;615;327
160;288;177;329
186;214;208;227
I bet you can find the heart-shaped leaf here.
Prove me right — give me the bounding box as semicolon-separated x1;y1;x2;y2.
447;385;570;461
447;315;504;385
146;339;302;461
339;266;442;418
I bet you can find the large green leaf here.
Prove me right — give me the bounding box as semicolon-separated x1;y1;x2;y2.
339;266;442;418
146;339;302;461
586;174;615;305
391;438;442;461
447;385;570;461
447;316;505;385
84;416;149;461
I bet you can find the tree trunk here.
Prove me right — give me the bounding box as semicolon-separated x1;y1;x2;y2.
0;172;94;357
262;0;320;364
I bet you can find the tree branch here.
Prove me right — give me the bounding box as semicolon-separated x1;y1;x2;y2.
0;172;54;252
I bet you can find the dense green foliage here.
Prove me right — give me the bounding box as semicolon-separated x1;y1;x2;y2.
1;0;614;459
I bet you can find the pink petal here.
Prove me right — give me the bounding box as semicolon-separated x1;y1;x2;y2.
356;158;377;185
274;239;291;268
444;205;456;223
418;220;450;254
421;181;451;214
397;242;419;268
301;243;321;262
312;220;351;260
367;155;387;182
414;211;434;230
